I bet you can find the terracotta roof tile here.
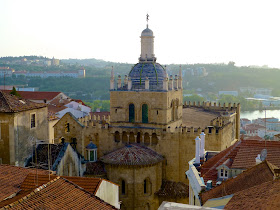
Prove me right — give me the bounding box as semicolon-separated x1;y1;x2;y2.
0;91;46;112
101;144;164;166
84;161;107;176
155;180;189;198
201;160;277;204
3;90;62;101
200;139;280;187
0;165;49;201
20;174;103;194
224;179;280;210
3;177;117;209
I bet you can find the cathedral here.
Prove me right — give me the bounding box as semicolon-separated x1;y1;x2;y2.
53;18;240;210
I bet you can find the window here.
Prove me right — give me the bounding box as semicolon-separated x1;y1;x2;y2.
121;180;126;195
143;178;151;195
129;104;135;122
65;123;70;133
142;104;148;123
31;114;36;128
225;170;228;177
220;168;228;178
144;179;147;194
88;149;97;162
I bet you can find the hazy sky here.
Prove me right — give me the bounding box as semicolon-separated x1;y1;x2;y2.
1;0;280;67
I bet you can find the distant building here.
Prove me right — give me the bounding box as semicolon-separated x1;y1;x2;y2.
0;67;14;78
51;57;60;66
219;91;238;97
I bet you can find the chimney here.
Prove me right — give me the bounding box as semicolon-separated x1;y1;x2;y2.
195;136;201;164
200;132;205;161
256;154;262;164
206;180;212;190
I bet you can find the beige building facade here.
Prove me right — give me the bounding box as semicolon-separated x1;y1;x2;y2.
0;91;48;166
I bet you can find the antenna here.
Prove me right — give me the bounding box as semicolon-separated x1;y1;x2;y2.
260;148;267;161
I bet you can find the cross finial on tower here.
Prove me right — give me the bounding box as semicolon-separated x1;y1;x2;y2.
146;13;149;28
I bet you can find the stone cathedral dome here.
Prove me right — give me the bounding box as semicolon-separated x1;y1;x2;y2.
128;63;165;89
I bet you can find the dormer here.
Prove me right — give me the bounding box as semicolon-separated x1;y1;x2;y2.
86;141;98;162
216;159;232;180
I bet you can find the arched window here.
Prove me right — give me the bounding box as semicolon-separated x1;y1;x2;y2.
114;131;120;143
129;104;135;122
142;104;148;123
121;179;126;195
171;101;175;121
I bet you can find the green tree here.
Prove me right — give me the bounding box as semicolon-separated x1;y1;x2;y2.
10;86;21;97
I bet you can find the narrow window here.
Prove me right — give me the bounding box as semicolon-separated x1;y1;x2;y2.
142;104;148;123
31;114;36;128
220;169;224;177
225;169;228;177
115;109;117;113
90;151;94;161
144;179;147;194
65;123;70;133
121;180;126;195
129;104;135;122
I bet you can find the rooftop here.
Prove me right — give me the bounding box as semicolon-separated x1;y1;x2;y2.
0;90;46;113
20;174;104;194
2;90;62;101
0;165;49;201
1;177;117;209
155;180;189;198
201;160;278;204
182;107;220;128
224;179;280;210
100;144;164;166
200;139;280;186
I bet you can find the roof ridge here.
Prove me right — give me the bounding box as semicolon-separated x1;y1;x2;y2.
3;177;61;209
60;177;117;209
0;90;12;112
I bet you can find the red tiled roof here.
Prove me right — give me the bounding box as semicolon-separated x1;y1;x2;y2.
0;91;47;112
224;179;280;210
201;139;280;186
2;177;117;209
20;174;103;194
3;90;62;101
0;165;50;201
85;161;107;176
155;180;189;198
101;144;164;166
201;160;277;204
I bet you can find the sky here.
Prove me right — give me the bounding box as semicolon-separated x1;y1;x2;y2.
1;0;280;67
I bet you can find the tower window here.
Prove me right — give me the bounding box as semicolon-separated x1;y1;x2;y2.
143;178;151;195
129;104;135;122
142;104;148;123
121;180;126;195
